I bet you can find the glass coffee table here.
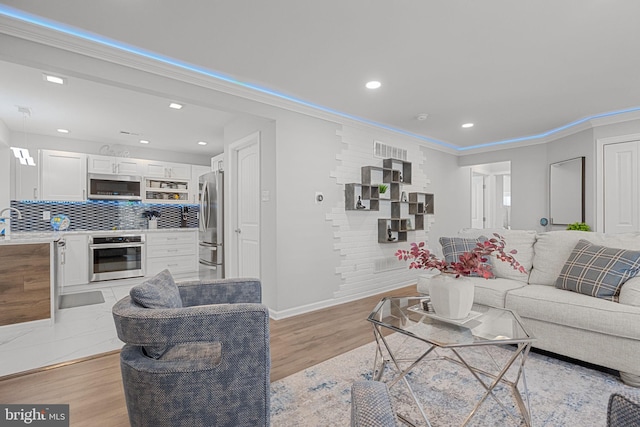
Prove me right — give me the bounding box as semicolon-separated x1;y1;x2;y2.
367;296;535;427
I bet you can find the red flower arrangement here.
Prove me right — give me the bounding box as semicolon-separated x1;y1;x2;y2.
395;233;526;279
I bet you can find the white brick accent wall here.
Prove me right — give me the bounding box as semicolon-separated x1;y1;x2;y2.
328;126;435;298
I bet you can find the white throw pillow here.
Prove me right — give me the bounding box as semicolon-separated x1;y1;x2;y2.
529;230;605;286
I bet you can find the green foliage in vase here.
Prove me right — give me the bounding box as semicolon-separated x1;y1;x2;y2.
566;222;591;231
378;184;389;194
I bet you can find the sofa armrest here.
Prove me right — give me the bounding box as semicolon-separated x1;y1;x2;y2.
620;277;640;308
177;278;262;305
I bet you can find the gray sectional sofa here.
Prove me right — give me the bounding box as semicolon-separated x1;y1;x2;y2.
419;229;640;386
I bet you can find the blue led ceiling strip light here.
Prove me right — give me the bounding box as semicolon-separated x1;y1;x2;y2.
458;106;640;151
2;5;639;152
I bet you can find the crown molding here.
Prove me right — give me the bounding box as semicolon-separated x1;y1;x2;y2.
458;110;640;157
588;109;640;128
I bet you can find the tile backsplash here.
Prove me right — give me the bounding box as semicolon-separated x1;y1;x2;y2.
9;200;199;232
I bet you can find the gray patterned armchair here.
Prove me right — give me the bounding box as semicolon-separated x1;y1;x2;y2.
112;270;270;427
608;393;640;427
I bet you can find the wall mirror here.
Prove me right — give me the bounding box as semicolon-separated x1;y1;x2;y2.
549;157;585;225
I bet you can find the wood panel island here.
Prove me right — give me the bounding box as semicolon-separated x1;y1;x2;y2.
0;238;55;327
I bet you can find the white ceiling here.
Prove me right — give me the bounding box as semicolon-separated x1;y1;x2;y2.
0;59;236;155
2;1;640;151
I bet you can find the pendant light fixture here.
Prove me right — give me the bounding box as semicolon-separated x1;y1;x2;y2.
11;106;36;166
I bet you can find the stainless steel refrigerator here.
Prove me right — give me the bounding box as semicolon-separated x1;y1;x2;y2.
199;171;224;277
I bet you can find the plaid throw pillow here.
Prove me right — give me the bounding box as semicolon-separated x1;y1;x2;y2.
439;236;492;277
555;239;640;301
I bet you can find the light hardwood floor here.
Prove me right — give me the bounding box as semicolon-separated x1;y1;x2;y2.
0;285;418;426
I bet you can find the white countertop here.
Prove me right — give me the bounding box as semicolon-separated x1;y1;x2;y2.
0;227;197;245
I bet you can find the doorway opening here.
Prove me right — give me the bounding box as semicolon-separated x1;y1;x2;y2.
470;161;511;229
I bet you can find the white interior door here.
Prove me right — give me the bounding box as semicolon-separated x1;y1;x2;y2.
231;133;260;278
604;141;639;233
471;173;485;229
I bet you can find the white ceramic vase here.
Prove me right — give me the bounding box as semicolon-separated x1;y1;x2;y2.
427;274;474;320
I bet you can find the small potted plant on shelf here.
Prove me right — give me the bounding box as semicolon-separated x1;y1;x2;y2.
396;234;525;319
378;184;389;199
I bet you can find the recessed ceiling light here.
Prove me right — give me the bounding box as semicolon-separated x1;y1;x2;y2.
169;102;183;110
198;141;208;146
462;123;474;128
139;139;149;144
43;74;65;85
57;128;69;133
365;81;382;89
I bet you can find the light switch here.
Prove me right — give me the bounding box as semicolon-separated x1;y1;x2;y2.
261;190;270;202
42;211;50;220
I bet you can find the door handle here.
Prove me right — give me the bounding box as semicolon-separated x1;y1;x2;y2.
235;228;242;234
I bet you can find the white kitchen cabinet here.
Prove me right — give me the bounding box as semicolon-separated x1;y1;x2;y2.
62;234;89;286
190;165;211;204
40;150;87;201
211;153;224;172
12;157;39;200
144;160;191;180
146;230;198;275
88;154;142;175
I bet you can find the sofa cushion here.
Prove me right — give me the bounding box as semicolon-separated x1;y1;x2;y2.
529;230;605;286
505;284;640;341
601;232;640;251
467;277;526;308
129;269;182;309
440;236;492;277
555;240;640;302
620;277;640;307
458;229;535;283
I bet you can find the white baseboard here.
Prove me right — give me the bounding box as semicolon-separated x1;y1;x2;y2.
268;281;415;320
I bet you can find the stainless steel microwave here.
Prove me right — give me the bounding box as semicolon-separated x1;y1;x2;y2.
87;174;143;201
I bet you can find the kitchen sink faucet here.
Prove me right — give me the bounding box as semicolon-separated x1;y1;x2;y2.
0;207;23;238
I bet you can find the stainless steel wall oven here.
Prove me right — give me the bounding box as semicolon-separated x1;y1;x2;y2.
89;234;145;281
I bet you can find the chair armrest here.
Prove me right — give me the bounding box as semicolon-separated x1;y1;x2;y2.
608;392;640;426
177;278;262;306
351;381;398;427
620;277;640;308
113;297;269;350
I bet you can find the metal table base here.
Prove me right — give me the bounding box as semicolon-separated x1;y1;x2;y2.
371;324;533;427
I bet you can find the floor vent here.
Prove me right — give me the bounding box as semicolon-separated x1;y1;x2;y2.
374;256;405;273
374;140;407;161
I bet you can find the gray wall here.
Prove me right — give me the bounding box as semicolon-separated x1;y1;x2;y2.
10;25;640;317
458;144;549;231
458;124;640;233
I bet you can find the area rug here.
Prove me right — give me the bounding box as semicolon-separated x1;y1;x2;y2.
58;291;105;309
270;333;639;426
